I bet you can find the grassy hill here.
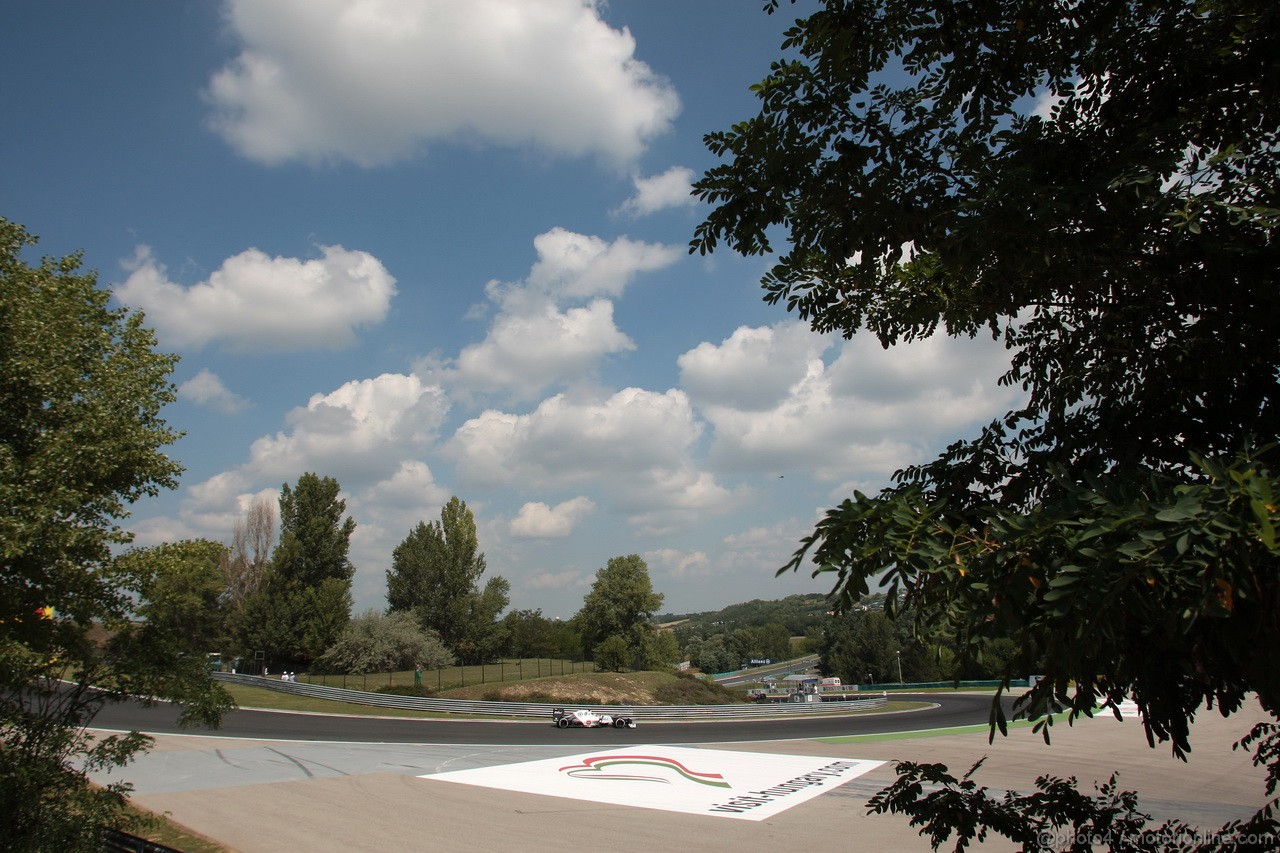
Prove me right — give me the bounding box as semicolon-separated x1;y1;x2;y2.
657;592;833;636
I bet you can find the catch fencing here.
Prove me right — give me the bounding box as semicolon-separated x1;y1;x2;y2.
212;672;889;719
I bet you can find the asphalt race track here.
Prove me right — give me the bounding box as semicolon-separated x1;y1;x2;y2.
91;692;1003;744
87;693;1272;851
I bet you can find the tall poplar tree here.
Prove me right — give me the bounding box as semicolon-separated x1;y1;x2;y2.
386;496;508;660
232;473;355;665
273;472;356;590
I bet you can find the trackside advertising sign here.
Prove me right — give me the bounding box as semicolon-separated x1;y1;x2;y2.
425;746;884;821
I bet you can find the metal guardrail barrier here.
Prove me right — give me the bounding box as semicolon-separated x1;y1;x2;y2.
213;672;889;719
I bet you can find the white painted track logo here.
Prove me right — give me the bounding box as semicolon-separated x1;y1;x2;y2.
425;746;883;821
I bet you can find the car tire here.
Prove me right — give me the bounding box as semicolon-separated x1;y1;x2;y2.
613;718;627;728
557;717;570;728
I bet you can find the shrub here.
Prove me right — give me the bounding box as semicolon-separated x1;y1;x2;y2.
373;684;436;698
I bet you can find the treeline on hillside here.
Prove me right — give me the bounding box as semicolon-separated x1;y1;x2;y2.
659;592;833;636
661;591;1025;683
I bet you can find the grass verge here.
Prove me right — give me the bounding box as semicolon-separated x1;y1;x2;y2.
819;717;1037;744
223;683;442;718
123;802;230;853
224;672;930;720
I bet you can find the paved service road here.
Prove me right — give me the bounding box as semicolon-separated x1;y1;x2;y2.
89;692;999;744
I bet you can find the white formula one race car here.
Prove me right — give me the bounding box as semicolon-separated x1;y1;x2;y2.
552;707;637;729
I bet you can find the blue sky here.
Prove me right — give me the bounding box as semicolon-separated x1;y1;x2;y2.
3;1;1023;618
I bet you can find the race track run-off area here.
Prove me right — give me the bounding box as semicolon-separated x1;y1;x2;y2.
87;694;1272;852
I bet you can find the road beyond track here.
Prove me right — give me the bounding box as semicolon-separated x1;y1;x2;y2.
89;694;1273;853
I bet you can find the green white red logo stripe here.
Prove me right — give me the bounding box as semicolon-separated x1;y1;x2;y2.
559;753;731;787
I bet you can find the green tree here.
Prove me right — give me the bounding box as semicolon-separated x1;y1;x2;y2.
456;575;510;665
275;473;355;661
546;618;584;660
300;576;355;662
124;539;229;655
274;473;356;591
386;497;508;661
731;622;792;664
820;610;900;685
796;626;822;657
574;554;664;661
684;634;736;675
593;634;632;673
642;630;682;671
232;473;355;666
502;608;559;658
227;590;304;672
313;610;454;675
0;219;231;850
694;1;1280;847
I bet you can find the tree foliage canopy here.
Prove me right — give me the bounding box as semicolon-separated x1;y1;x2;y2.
313;610;454;675
229;473;355;665
273;472;356;590
502;608;581;659
696;0;1279;744
125;539;229;655
695;0;1279;844
386;497;508;662
0;219;231;849
1;220;183;638
574;554;664;658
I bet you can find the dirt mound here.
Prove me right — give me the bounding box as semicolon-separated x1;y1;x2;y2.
441;671;695;705
492;676;654;704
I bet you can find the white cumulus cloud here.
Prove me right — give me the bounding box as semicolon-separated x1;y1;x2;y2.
246;373;449;486
679;321;831;411
455;299;635;397
516;227;682;303
448;229;680;398
683;326;1022;484
206;0;681;167
645;547;712;580
116;244;396;352
448;387;701;487
614;166;697;217
178;369;251;414
446;387;739;531
509;497;597;538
